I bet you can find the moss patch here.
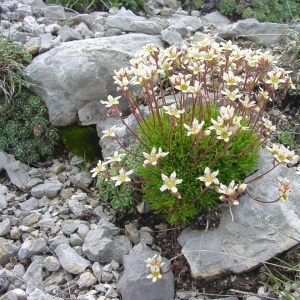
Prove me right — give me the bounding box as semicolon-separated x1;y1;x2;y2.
59;125;102;163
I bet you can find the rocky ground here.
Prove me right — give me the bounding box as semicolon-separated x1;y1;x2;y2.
1;0;300;299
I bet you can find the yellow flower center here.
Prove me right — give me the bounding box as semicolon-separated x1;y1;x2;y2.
191;127;198;134
277;154;286;162
149;155;157;163
271;77;279;85
206;175;214;182
180;83;189;91
151;269;160;277
119;174;127;182
167;180;176;188
220;131;228;140
227;78;237;85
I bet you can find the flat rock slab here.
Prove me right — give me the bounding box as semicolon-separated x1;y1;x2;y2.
178;149;300;280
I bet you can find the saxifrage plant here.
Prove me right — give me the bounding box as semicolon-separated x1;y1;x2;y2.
92;39;296;226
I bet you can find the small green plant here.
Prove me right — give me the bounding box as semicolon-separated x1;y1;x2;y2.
219;0;243;18
60;125;102;163
91;39;296;226
96;168;137;212
182;0;204;11
218;0;300;23
0;34;32;106
0;88;60;164
279;132;295;149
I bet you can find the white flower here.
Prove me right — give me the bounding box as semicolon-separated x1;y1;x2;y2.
146;266;162;282
221;88;242;101
163;104;185;118
189;81;202;94
220;105;235;121
267;144;295;163
175;78;191;92
90;160;107;177
262;117;276;131
197;167;219;187
110;168;133;186
265;70;285;89
278;177;292;201
239;97;257;110
157;147;169;158
184;119;205;136
216;125;232;142
101;125;117;139
145;254;165;269
209;116;224;131
160;171;183;193
188;62;204;74
223;71;242;86
220;40;237;51
217;180;238;196
100;95;121;107
143;147;168;167
105;151;126;163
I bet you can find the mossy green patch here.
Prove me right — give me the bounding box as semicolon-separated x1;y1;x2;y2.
59;125;102;163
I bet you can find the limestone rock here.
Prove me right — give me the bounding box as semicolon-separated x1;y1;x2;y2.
30;180;62;199
117;251;174;300
82;229;132;263
178;149;300;280
25;34;163;126
54;243;90;274
22;260;43;294
218;20;291;47
18;236;48;260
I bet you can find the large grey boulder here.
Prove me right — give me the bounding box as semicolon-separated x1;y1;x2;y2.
25;34;163;126
218;20;294;47
117;251;174;300
178;149;300;280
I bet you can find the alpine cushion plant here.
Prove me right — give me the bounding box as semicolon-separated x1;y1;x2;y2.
93;39;296;226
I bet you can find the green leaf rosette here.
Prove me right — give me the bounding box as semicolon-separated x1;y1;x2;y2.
23;106;33;118
0;136;9;151
13;145;27;161
14;97;25;107
9;136;19;147
28;95;43;108
31;116;49;135
19;127;30;139
28;153;40;164
46;128;60;141
40;144;54;156
12;110;23;120
38;106;48;116
24;139;38;151
5;120;18;136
